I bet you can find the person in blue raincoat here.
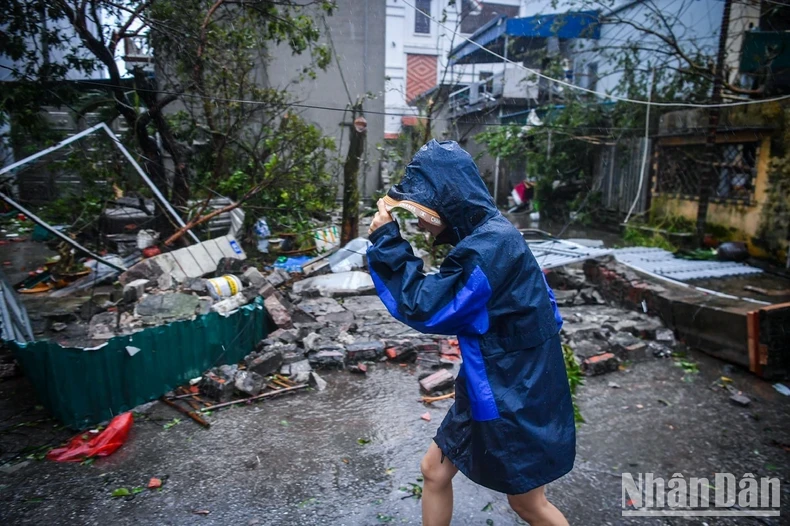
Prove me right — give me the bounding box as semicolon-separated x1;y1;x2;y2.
367;140;575;526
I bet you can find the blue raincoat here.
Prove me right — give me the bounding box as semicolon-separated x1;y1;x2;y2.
367;140;575;495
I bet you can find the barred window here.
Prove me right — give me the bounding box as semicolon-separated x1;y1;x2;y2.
655;140;759;203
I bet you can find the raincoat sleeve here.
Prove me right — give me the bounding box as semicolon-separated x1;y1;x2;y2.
541;272;564;331
366;222;492;336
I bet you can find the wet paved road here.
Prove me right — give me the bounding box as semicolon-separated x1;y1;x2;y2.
1;345;789;525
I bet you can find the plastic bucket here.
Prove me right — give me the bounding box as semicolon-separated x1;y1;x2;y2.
206;275;242;300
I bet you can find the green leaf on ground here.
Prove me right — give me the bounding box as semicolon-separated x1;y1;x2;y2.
297;497;317;508
357;438;371;445
482;502;493;512
111;488;130;497
163;418;182;430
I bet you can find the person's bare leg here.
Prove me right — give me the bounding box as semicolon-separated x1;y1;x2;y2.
420;441;459;526
507;485;568;526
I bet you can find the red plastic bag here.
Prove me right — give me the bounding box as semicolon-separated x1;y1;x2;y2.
47;412;133;462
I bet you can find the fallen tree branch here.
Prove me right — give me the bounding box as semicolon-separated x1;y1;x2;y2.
421;392;455;404
198;384;308;411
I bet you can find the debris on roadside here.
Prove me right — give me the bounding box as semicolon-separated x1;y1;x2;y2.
729;393;752;407
419;369;455;394
46;412;133;462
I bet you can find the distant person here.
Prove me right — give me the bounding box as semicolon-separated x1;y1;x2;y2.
367;140;575;526
510;180;535;213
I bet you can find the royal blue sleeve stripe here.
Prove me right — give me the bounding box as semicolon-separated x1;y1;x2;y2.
459;335;501;421
541;272;563;331
369;265;491;336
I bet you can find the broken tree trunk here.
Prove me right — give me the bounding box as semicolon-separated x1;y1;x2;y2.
341;106;366;245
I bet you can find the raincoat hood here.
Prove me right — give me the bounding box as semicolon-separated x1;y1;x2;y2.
387;140;498;245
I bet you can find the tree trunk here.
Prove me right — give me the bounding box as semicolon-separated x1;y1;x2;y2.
341;109;366;245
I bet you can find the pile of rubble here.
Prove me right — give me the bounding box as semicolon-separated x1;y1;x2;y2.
547;265;679;376
157;248;462;403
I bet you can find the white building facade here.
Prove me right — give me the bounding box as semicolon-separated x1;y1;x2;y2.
385;0;523;138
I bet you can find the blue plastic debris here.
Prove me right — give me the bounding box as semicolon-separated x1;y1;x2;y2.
273;255;312;273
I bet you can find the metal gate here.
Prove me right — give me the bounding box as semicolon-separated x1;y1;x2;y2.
596;138;651;217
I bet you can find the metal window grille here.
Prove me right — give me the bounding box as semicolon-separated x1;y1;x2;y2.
654;141;759;204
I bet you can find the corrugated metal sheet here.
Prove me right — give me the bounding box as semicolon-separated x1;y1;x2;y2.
528;240;612;270
613;247;763;280
528;240;763;281
8;300;270;429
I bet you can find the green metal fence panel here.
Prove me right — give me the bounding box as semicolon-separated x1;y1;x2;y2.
8;300;270;429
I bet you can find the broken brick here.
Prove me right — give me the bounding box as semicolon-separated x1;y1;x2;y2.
245;350;284;377
264;295;293;329
385;343;417;362
419;369;454;394
345;341;385;364
580;352;620;376
199;372;235;402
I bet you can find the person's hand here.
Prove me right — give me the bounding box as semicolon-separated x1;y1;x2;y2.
368;198;393;236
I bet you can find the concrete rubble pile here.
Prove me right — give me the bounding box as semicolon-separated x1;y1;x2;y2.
546;265;680;376
166;237;459;403
194;291;464;402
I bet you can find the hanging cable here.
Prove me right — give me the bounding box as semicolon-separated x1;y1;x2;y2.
400;0;790;108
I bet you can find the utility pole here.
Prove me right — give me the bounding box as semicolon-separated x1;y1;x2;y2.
695;0;733;247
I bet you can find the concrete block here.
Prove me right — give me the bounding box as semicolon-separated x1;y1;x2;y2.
345;341;385;363
245;350;283;377
264;295;293;329
234;370;264;396
581;353;620;376
243;267;267;288
310;372;327;391
419;369;454;393
123;279;149;302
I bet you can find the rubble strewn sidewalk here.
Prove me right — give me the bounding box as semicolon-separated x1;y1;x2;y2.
546;265;682;377
134;239;464;413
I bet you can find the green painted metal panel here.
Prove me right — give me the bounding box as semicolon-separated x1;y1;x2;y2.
8;299;270;429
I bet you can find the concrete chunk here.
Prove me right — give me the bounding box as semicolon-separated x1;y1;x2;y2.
308;350;346;369
266;269;290;288
243;267;267;288
345;341;385;364
200;372;235;402
245;350;283;377
269;328;300;344
264;295;293;329
211;293;249;315
123;279;149;302
309;372;327;391
234;370;264;396
730;393;751;407
580;352;620;376
419;369;454;393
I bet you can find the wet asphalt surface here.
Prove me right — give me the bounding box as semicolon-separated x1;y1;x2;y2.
1;325;789;525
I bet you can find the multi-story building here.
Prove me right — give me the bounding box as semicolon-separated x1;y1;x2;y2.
385;0;523;139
